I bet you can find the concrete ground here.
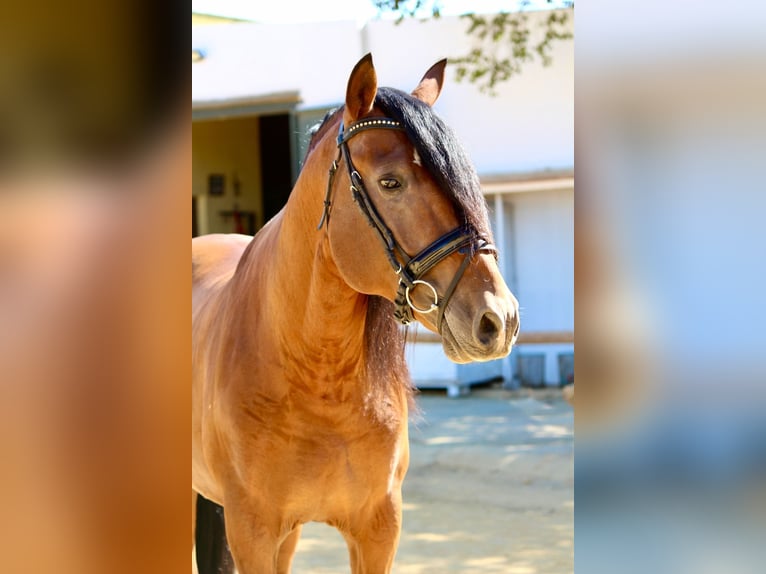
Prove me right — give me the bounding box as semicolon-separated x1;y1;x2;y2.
291;386;574;573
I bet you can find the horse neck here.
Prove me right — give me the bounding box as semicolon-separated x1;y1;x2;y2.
237;128;369;381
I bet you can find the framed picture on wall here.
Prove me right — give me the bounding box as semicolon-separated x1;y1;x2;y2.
208;174;225;196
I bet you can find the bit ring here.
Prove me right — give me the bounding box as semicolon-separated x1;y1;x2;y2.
405;280;439;314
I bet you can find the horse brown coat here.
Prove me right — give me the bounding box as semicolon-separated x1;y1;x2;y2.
192;54;518;573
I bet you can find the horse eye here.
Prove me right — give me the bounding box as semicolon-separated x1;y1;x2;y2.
379;178;401;190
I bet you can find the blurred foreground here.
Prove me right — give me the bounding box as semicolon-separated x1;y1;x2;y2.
577;2;766;572
0;2;189;573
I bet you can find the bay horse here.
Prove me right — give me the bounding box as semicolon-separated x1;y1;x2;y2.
192;54;519;573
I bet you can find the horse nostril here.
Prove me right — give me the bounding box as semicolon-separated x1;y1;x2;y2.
475;309;503;347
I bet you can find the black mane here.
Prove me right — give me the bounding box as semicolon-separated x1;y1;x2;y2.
374;87;492;240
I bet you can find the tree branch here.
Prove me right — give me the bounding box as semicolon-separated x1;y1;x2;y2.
373;1;574;95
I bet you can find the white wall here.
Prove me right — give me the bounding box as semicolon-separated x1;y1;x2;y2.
364;13;574;174
192;20;362;106
504;189;574;386
193;13;574;176
508;189;574;333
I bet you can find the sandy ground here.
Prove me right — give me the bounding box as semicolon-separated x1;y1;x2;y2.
290;386;574;573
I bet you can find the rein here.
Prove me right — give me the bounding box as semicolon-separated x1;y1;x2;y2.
317;116;496;330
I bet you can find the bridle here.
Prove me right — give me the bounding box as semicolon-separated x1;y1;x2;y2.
317;116;496;330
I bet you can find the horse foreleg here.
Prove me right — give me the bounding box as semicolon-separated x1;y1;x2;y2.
276;524;302;574
344;495;403;574
223;502;282;574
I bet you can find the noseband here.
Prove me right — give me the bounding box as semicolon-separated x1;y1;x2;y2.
317;116;496;329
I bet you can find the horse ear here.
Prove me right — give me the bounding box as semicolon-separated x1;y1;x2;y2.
345;53;377;123
411;58;447;107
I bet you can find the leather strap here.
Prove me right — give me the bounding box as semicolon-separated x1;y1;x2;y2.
401;227;475;284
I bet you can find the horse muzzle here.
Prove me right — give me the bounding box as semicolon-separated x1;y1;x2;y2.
440;293;519;364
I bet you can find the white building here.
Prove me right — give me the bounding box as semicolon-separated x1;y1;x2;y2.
192;11;573;390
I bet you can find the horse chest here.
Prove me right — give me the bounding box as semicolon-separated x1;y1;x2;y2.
238;399;406;516
275;407;399;473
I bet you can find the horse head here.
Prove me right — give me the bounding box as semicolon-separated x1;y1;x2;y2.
323;54;519;363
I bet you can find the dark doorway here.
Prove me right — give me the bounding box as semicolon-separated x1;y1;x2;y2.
192;196;198;237
259;114;293;225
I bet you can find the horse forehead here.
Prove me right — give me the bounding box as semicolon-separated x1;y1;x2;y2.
352;127;429;177
354;129;412;161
